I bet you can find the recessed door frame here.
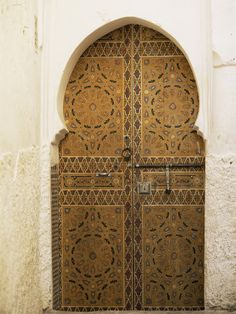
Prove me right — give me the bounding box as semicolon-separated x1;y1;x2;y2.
48;19;207;312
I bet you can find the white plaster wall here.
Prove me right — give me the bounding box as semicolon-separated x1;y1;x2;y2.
0;148;42;314
210;0;236;155
0;1;43;313
204;0;236;309
0;0;40;154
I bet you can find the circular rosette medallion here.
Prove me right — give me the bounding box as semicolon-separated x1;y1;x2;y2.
70;87;115;129
150;87;196;128
152;236;195;277
73;235;114;277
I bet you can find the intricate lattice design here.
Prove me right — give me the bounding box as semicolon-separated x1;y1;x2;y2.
141;27;170;41
142;171;204;189
143;205;204;307
138;156;205;168
55;24;205;312
59;157;124;173
142;57;204;156
58;25;133;311
62;173;123;189
59;189;204;207
131;25;205;310
63;58;124;156
62;206;124;307
141;42;183;57
98;28;124;42
82;43;127;58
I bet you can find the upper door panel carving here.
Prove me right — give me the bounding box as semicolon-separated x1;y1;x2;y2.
63;58;124;156
142;56;204;156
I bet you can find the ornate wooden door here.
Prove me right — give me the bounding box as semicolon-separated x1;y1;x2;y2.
54;25;205;311
131;26;205;310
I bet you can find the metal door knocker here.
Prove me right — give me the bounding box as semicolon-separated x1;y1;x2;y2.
122;147;132;161
122;135;132;161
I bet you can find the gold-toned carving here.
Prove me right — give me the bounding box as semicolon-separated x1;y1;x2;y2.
59;25;133;311
141;26;172;42
142;205;204;307
142;57;204;156
142;171;204;189
62;206;124;307
56;25;205;311
62;57;124;156
98;28;124;42
62;173;123;189
132;25;204;310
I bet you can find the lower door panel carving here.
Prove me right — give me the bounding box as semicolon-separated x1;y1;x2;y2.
62;206;125;308
142;205;204;308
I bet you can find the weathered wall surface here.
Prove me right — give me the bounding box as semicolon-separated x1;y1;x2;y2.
0;0;43;313
205;155;236;310
204;0;236;309
0;0;40;154
0;148;42;314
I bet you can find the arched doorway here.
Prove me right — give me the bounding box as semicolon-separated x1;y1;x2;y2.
54;24;205;311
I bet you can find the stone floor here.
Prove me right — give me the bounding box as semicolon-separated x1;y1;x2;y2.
46;311;236;314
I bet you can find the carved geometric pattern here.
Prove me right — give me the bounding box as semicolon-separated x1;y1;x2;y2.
63;57;124;156
59;156;205;173
59;189;204;207
142;57;204;156
131;25;205;310
55;24;205;312
51;165;61;310
141;27;172;41
143;205;204;308
142;171;204;189
98;28;124;42
59;157;124;173
82;43;127;58
58;25;133;311
62;173;123;189
62;206;124;307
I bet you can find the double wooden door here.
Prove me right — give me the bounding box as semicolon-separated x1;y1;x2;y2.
57;25;205;311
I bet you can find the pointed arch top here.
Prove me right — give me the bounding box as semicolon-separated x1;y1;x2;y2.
55;18;206;145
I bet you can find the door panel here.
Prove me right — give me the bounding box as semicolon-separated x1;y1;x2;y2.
62;205;125;307
59;26;133;310
132;25;204;310
141;56;204;156
63;57;124;156
142;205;204;307
56;24;205;311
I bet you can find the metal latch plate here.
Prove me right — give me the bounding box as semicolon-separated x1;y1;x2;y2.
138;182;151;194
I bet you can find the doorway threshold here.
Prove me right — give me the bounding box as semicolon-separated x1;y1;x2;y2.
45;311;235;314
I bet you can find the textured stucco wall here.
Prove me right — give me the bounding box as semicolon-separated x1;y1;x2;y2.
0;148;42;314
205;155;236;310
0;0;42;313
203;1;236;309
